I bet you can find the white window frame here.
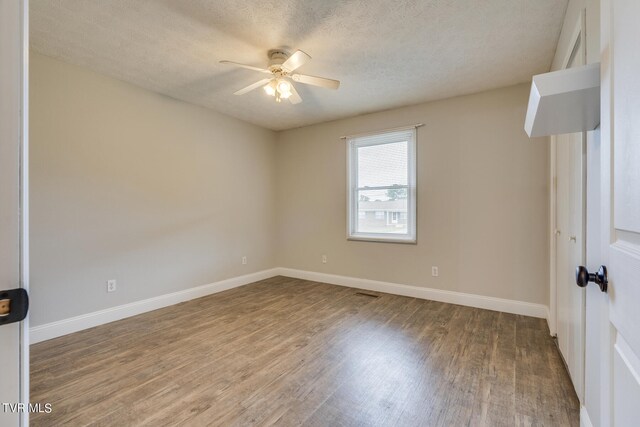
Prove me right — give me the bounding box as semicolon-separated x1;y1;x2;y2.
347;128;417;243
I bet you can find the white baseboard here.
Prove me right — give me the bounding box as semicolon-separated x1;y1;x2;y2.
30;267;549;344
580;406;594;427
29;268;279;344
546;306;554;336
276;268;548;319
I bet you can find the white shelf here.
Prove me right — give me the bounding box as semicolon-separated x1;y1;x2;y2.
525;63;600;138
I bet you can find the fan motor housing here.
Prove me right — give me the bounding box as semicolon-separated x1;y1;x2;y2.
268;50;289;71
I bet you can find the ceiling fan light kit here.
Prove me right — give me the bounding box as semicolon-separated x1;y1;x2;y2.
263;78;292;102
220;49;340;105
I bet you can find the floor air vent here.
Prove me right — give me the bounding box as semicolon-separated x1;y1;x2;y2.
354;292;380;298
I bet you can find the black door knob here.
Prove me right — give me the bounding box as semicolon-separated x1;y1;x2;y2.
575;265;608;293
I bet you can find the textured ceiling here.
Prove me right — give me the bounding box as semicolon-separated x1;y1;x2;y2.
30;0;568;131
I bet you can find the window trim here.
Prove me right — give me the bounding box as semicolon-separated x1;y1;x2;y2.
346;128;417;244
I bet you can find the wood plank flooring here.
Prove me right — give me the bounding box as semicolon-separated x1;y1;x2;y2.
30;276;579;426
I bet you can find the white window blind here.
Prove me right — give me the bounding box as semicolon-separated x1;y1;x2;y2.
347;128;417;243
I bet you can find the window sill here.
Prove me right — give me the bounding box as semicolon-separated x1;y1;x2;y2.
347;236;417;244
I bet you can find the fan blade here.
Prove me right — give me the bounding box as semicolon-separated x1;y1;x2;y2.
219;60;271;74
234;78;272;95
281;50;311;72
288;84;302;104
291;73;340;89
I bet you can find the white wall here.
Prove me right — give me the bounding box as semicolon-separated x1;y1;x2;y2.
29;52;277;326
276;84;549;305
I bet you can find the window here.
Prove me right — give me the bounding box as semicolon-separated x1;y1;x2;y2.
347;128;417;243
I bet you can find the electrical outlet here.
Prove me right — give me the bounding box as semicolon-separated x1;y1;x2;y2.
431;266;439;277
242;256;247;265
322;254;327;264
107;279;117;292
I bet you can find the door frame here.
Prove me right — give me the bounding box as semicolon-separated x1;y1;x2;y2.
549;9;587;338
20;0;31;417
0;0;30;425
548;8;588;404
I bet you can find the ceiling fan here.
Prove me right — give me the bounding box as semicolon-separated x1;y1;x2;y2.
220;49;340;104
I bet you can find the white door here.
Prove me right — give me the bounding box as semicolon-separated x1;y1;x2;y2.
589;0;640;425
555;26;586;402
606;0;640;424
0;1;29;426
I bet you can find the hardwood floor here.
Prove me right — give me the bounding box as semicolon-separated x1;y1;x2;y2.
30;276;579;426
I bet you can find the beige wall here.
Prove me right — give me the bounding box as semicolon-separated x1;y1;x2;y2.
31;53;550;327
30;53;277;326
276;84;549;305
